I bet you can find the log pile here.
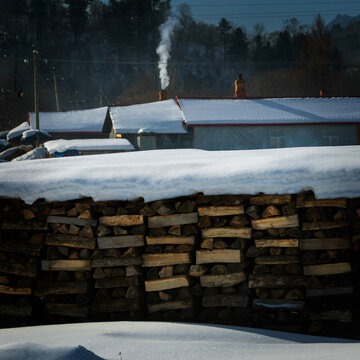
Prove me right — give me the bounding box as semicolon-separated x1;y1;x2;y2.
91;201;146;321
195;195;251;323
36;201;96;322
296;193;354;336
0;200;48;327
143;198;198;321
0;193;359;338
247;195;306;332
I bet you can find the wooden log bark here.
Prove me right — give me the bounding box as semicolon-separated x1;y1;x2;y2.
252;299;305;311
200;272;245;287
146;236;195;246
309;310;352;323
302;220;348;231
0;304;32;317
145;275;189;292
303;263;351;276
255;239;299;248
252;215;299;230
299;238;351;250
99;215;144;227
2;220;47;231
46;234;96;249
142;253;191;267
0;260;37;278
202;227;251;239
92;257;142;268
296;198;347;208
255;256;299;265
306;286;354;298
202;294;249;308
250;194;292;205
35;281;88;296
198;205;244;216
196;250;241;264
148;213;198;228
97;235;144;249
248;274;307;289
0;284;31;295
44;303;89;318
95;276;139;289
147;300;192;313
41;260;91;271
92;299;140;313
47;216;97;227
0;241;41;256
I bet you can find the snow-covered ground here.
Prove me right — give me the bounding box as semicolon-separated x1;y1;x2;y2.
0;146;359;204
0;322;359;360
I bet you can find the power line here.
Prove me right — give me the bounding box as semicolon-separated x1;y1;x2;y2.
188;1;360;7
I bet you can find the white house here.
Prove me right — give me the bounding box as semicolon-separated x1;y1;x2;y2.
178;97;360;150
109;99;191;150
29;107;111;139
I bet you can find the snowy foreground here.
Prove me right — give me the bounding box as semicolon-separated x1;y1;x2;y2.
0;322;359;360
0;146;360;204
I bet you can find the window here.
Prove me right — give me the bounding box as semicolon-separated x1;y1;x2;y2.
270;130;285;148
323;135;338;146
323;130;339;146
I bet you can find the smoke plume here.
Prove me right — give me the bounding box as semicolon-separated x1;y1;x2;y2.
156;17;179;90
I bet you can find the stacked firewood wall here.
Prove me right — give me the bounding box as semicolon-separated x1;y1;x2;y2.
0;200;48;326
142;198;198;321
91;201;146;320
296;193;353;337
36;201;96;322
194;195;251;323
0;193;360;339
246;195;306;332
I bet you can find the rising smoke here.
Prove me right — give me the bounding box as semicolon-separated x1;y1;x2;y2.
156;17;179;90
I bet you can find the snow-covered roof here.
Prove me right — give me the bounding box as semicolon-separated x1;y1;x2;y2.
21;129;52;141
44;138;135;154
29;107;108;133
0;146;359;204
178;97;360;126
110;99;187;134
7;121;30;140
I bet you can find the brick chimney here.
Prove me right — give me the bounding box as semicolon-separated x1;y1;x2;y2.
234;74;246;98
159;89;168;101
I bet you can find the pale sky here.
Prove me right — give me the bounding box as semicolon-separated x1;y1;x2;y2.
170;0;360;32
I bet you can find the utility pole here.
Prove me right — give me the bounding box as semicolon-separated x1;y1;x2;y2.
100;89;103;107
75;90;79;110
33;49;39;130
52;67;60;111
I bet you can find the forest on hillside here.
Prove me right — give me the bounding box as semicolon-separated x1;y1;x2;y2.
1;0;360;129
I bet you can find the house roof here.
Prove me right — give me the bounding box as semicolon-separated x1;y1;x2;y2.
177;97;360;126
44;138;135;154
110;99;187;134
29;107;109;133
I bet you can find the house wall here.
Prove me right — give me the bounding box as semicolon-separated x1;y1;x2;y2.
0;193;360;339
192;125;358;150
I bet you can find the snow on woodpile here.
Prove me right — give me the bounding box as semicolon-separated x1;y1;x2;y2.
44;138;135;154
11;147;48;161
7;121;30;140
0;146;359;204
179;97;360;125
28;107;108;133
110;99;187;134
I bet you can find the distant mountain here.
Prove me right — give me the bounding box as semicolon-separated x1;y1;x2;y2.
327;14;360;29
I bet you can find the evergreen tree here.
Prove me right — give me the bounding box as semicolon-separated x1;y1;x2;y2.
217;17;232;61
65;0;89;44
